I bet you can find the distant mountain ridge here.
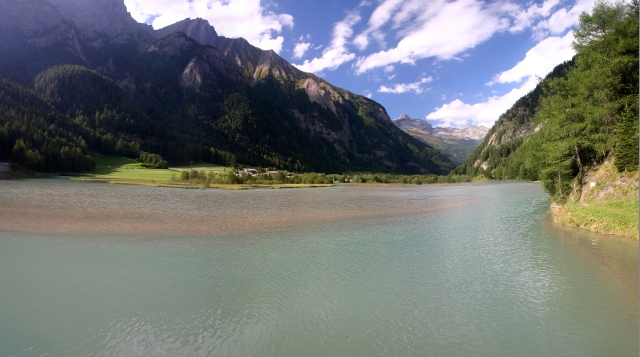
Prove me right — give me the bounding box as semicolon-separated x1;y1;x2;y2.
393;114;488;165
0;0;454;174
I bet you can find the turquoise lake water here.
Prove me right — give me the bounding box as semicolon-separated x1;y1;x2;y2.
0;179;637;356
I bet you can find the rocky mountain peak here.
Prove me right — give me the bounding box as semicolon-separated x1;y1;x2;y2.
392;114;489;165
155;18;219;46
155;16;307;83
46;0;153;41
393;114;434;133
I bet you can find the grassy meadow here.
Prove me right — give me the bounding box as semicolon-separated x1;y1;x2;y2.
74;155;217;188
74;155;332;189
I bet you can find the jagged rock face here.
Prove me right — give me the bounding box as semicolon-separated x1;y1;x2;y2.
302;78;341;115
432;126;489;142
46;0;153;41
254;50;305;82
0;0;85;57
147;34;195;57
180;47;244;88
31;23;87;62
0;0;66;35
0;0;89;83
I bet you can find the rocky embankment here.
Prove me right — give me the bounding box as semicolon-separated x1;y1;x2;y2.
551;160;638;239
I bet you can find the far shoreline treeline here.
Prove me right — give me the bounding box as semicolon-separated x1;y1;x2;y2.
174;169;474;186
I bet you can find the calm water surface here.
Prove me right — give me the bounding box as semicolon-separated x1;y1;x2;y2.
0;179;637;356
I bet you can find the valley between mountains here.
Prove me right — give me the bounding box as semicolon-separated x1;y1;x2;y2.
0;0;637;238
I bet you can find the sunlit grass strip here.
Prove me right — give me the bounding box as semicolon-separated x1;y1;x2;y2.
170;162;228;172
553;197;639;239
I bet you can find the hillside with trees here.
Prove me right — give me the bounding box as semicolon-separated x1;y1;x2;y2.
454;1;638;199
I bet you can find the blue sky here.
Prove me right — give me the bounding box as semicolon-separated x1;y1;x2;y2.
124;0;596;128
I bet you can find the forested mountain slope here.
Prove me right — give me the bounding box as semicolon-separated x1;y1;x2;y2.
0;0;453;174
454;1;638;201
0;78;95;172
452;60;575;179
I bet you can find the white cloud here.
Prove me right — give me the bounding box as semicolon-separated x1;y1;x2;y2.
363;90;373;98
427;76;539;128
533;0;596;38
427;28;577;128
383;65;395;73
508;0;560;33
294;11;361;73
293;42;311;59
378;77;432;94
355;0;511;74
351;0;595;74
487;31;575;85
124;0;293;53
353;0;404;50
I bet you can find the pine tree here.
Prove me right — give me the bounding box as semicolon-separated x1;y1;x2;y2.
615;106;639;171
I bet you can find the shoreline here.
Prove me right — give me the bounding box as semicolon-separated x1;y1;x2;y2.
549;161;638;240
9;171;639;240
550;201;638;240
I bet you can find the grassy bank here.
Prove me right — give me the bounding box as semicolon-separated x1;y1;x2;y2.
551;160;638;239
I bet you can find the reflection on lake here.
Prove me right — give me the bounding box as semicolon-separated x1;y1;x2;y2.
0;179;637;356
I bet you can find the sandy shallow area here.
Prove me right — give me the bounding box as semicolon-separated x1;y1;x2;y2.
0;179;484;237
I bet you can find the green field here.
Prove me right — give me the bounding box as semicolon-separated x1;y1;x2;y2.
76;156;333;190
90;156;234;178
88;155;178;180
78;156;235;183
